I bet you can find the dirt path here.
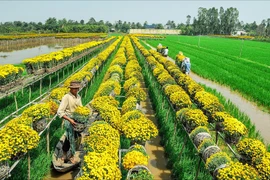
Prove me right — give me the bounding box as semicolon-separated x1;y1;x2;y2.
143;41;270;144
140;82;172;180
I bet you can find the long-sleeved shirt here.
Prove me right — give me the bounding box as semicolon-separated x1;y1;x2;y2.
57;92;82;118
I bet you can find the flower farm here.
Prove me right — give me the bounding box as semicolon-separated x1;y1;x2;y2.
0;33;269;180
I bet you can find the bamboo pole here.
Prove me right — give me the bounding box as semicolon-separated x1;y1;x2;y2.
47;124;50;155
49;75;52;90
29;86;31;103
13;92;18;113
28;152;31;180
39;79;42;96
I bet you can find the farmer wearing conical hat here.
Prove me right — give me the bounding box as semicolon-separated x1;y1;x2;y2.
57;80;82;164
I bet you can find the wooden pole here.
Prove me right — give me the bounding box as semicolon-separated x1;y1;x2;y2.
29;86;31;103
28;152;31;180
72;63;75;72
13;92;18;113
47;124;50;155
49;75;52;90
39;79;42;96
194;158;202;180
57;71;60;83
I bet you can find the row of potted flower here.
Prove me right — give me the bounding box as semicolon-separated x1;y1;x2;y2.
148;41;270;179
0;64;24;92
131;36;269;179
0;37;121;179
77;38;127;179
0;33;107;40
22;37;114;75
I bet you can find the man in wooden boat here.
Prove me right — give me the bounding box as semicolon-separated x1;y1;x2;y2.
57;80;83;164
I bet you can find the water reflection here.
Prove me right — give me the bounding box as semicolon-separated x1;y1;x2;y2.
0;44;65;65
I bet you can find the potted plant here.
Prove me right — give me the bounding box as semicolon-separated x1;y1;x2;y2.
223;118;248;144
205;152;231;174
72;106;91;132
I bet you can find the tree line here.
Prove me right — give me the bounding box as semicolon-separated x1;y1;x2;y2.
0;7;269;36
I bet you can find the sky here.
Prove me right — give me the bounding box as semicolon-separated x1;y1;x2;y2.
0;1;269;25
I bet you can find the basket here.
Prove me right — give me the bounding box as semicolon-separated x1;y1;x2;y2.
126;165;151;180
73;122;87;133
33;118;47;132
202;145;221;161
194;132;212;147
0;161;10;179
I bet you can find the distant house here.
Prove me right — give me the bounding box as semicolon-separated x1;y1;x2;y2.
233;30;247;36
110;28;115;32
164;25;171;29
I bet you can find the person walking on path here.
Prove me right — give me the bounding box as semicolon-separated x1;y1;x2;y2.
183;57;191;75
57;80;83;164
163;47;169;57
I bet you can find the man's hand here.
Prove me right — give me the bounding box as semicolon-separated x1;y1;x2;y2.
69;119;77;127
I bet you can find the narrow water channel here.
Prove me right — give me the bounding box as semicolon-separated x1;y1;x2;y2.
144;41;270;144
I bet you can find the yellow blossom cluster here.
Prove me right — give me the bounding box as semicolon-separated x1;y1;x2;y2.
121;110;144;123
122;97;138;115
122;117;158;142
186;80;204;97
0;65;24;85
73;106;91;123
205;152;232;172
189;126;210;141
256;152;270;180
78;151;121;180
164;85;185;97
22;103;50;122
123;77;140;92
169;91;192;110
122;150;149;170
223;118;248;137
210;111;232;123
0;123;40;161
94;79;121;98
217;162;259;180
194;91;224;115
90;96;119;109
126;87;147;102
157;72;176;86
104;65;123;81
177;108;208;132
45;100;59;115
236;138;266;165
50;87;69;101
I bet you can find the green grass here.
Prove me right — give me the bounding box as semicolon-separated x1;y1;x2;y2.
145;36;270;111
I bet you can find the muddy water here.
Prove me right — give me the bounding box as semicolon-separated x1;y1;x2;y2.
141;83;172;180
144;41;270;144
44;168;80;180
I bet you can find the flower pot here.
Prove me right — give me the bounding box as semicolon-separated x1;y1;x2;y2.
33;68;46;75
73;122;87;133
215;122;224;132
33;118;47;132
202;145;221;161
239;155;252;165
126;165;151;180
194;132;212;147
0;161;9;179
213;164;227;179
224;135;241;145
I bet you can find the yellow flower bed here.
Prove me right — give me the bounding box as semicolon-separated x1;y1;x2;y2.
22;103;50;122
236;138;266;165
217;162;259;180
122;117;158;142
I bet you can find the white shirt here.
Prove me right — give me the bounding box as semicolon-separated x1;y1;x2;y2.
164;49;168;55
